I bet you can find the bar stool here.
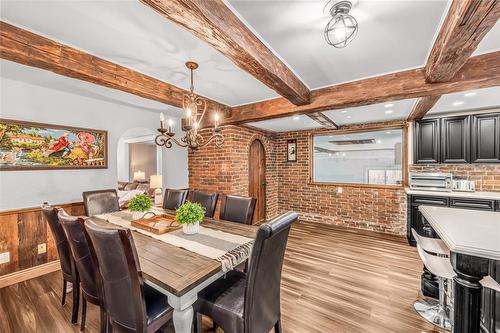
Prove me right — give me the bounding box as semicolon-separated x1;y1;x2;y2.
412;229;454;331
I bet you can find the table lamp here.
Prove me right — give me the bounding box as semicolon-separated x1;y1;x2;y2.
150;174;163;206
133;170;145;182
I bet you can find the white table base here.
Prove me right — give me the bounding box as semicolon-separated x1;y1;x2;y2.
146;270;225;333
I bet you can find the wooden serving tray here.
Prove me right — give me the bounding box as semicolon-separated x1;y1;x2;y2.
131;214;181;235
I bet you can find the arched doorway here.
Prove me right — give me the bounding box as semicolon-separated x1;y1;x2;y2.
248;139;266;223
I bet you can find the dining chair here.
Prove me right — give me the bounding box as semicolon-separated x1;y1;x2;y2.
219;194;257;225
194;211;298;333
82;189;120;216
58;210;107;332
162;188;188;210
41;203;80;324
188;190;219;218
84;218;174;333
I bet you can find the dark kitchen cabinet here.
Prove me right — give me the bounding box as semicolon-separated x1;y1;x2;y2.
471;113;500;163
407;195;448;246
441;115;470;163
414;112;500;165
414;119;440;164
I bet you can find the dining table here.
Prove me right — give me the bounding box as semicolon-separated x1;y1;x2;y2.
93;208;259;333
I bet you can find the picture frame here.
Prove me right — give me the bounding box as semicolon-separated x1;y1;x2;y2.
0;118;108;171
287;139;297;162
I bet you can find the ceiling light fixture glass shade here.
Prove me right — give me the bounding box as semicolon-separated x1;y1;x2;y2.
155;61;223;150
324;1;358;48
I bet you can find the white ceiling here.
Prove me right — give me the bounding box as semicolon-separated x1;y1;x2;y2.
228;0;449;89
428;86;500;116
0;0;278;106
246;114;323;132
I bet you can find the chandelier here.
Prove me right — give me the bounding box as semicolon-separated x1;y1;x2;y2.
324;0;358;48
155;61;224;150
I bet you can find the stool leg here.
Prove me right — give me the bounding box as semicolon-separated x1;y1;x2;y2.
414;277;451;331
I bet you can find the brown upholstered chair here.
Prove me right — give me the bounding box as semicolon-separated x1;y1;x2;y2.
83;189;120;217
58;210;107;332
162;188;188;211
219;195;257;225
188;191;219;218
41;203;80;324
194;212;298;333
84;218;173;333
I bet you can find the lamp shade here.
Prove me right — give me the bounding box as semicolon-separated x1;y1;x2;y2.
150;175;163;189
133;170;145;182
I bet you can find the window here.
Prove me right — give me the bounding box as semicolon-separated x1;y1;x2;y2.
312;128;404;186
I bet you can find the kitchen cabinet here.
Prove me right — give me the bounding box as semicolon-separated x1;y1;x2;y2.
471;113;500;163
414;112;500;164
414;119;440;164
441;115;470;163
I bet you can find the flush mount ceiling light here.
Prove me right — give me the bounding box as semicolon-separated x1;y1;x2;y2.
324;0;358;48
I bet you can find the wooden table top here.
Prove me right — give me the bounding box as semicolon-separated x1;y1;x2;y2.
96;211;258;297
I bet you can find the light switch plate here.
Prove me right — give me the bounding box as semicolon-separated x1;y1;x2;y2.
337;187;343;194
37;243;47;254
0;252;10;264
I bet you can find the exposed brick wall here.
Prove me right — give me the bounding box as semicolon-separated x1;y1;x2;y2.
188;121;499;236
188;125;278;220
409;164;500;191
275;130;407;235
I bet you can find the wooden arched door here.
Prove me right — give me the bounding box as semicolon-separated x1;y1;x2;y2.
248;139;266;224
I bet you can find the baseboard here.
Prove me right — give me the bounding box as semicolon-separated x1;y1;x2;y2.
0;260;60;289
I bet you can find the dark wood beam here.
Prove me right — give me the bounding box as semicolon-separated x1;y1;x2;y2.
307;112;338;129
426;0;500;83
222;51;500;125
139;0;310;106
407;96;442;121
0;21;230;115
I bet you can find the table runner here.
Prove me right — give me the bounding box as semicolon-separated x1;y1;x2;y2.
95;210;253;272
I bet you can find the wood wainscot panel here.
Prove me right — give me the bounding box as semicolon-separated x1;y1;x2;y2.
0;202;85;277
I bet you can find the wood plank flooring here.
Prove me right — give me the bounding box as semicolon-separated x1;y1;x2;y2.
0;221;444;333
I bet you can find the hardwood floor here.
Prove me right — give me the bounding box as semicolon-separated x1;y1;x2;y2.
0;221;444;333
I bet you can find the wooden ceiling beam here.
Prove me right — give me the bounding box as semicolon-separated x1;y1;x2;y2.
139;0;311;106
221;51;500;126
307;112;338;129
407;96;442;121
0;21;230;115
426;0;500;83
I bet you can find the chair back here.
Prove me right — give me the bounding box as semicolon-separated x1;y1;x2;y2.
41;203;76;282
83;189;120;216
244;212;297;333
189;191;219;218
163;189;188;210
84;218;147;332
58;210;99;302
219;195;256;224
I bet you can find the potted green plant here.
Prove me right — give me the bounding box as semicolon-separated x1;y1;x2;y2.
175;201;205;234
128;193;153;220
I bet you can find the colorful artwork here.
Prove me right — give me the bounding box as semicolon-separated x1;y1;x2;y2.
0;119;107;170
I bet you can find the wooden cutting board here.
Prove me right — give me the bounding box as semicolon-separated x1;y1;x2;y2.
131;214;182;235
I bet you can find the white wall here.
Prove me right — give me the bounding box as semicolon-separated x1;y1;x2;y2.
0;76;188;210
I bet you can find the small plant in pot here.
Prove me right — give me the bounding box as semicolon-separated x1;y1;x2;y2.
128;193;153;220
175;201;205;235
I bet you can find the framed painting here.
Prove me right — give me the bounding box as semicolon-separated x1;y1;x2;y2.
0;119;107;171
287;139;297;162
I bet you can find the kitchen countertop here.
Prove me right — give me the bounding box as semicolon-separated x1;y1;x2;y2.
419;206;500;261
405;187;500;200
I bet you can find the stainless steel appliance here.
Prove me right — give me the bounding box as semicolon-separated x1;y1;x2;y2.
452;179;476;192
409;173;453;192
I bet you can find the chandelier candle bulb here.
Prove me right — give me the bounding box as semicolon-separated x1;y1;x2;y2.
168;119;173;133
160;112;165;129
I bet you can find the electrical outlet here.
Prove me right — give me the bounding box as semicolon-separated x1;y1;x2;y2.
37;243;47;254
337;187;343;194
0;252;10;264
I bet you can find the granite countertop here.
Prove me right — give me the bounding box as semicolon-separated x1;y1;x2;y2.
419;206;500;260
405;187;500;200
